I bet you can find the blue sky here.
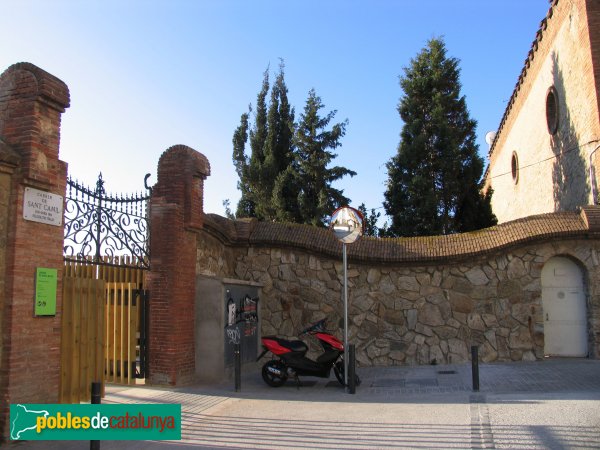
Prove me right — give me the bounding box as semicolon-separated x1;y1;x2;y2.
2;0;550;220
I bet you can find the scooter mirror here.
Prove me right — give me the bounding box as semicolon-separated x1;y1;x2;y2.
300;318;327;335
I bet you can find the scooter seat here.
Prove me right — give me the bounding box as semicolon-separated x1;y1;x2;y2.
286;340;308;353
265;336;308;353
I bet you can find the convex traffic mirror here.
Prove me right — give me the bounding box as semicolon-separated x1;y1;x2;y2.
330;206;364;244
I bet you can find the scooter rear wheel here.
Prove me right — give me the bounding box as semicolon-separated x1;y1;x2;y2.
334;361;361;387
262;360;288;387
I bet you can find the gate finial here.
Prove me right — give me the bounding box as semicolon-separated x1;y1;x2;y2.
96;172;106;196
144;173;153;195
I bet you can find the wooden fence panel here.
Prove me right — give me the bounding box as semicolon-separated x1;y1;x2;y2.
62;258;146;391
105;282;139;385
60;276;105;403
64;256;147;288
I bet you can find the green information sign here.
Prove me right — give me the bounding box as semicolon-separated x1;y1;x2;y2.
10;403;182;440
35;268;57;316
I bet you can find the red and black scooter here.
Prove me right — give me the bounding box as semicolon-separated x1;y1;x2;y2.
257;318;360;387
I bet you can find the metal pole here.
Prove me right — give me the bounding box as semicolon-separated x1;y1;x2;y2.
471;345;480;392
234;343;241;392
343;243;348;390
90;381;101;450
348;344;356;394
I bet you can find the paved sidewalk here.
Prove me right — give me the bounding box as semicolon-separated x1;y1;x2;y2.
8;359;600;449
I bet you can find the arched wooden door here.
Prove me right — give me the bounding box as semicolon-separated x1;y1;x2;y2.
541;257;588;357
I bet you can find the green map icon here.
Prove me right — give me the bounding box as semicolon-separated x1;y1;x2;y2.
10;404;49;440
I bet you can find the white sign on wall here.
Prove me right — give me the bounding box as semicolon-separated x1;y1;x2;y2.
23;187;63;227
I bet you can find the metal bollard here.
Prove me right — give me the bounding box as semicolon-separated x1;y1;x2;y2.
90;381;101;450
234;343;241;392
471;345;480;392
348;344;356;394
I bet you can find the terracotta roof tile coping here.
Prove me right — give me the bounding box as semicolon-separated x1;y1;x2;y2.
488;0;558;157
202;207;600;264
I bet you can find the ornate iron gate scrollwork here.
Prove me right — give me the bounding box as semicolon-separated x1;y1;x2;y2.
63;173;151;268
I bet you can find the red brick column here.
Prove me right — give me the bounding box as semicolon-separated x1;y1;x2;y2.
148;145;210;385
0;63;70;436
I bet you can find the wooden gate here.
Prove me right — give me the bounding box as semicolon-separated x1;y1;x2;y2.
61;173;151;403
60;258;149;403
60;274;105;403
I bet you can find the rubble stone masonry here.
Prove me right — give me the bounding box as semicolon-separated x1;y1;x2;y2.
197;210;600;366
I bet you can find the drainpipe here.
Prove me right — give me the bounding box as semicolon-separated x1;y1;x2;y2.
589;144;600;205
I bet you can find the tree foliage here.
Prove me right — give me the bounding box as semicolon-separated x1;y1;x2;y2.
232;62;295;220
357;203;382;237
233;64;355;226
384;38;496;237
294;89;356;226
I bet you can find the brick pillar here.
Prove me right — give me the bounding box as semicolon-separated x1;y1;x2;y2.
148;145;210;385
0;63;70;436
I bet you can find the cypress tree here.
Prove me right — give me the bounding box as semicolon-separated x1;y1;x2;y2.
232;109;253;217
384;38;496;236
261;60;296;220
233;67;356;225
232;63;298;220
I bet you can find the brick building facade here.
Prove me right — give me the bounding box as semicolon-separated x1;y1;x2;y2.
485;0;600;222
0;63;70;436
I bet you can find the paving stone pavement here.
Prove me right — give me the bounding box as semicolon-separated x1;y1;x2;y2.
7;359;600;449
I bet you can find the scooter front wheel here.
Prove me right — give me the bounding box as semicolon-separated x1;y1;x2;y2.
262;360;288;387
334;361;361;387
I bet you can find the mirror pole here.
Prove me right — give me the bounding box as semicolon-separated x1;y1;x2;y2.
343;242;349;389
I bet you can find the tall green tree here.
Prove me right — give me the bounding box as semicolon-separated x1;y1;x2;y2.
233;66;355;225
232;67;269;218
294;89;356;226
384;38;496;236
232;107;253;217
232;62;295;219
262;61;296;220
357;203;381;237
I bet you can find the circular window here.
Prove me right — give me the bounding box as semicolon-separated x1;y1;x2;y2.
546;86;559;135
511;152;519;184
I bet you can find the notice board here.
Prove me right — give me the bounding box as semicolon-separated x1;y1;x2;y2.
224;284;259;367
35;267;57;316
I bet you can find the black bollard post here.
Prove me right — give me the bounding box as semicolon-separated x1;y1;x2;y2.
234;343;241;392
348;344;356;394
471;345;480;392
91;381;101;450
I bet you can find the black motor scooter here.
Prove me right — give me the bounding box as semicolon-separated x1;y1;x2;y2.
257;318;360;387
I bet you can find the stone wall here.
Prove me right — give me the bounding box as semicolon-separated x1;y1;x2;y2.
197;210;600;367
486;0;600;222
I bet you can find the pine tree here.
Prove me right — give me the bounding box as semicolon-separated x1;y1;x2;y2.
357;203;381;237
384;38;496;236
294;89;356;226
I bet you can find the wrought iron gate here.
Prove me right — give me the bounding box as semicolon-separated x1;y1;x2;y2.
63;172;150;268
61;173;151;398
